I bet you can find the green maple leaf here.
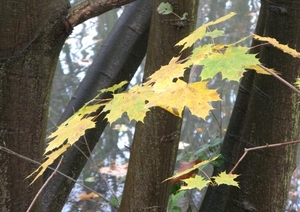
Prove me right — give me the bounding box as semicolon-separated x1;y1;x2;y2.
200;46;259;81
214;171;240;187
180;175;209;191
103;85;152;123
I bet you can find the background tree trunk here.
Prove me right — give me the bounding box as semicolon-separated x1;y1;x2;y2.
119;1;199;211
200;1;300;211
42;1;152;211
0;1;70;211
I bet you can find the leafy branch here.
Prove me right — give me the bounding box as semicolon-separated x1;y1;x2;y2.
28;12;300;193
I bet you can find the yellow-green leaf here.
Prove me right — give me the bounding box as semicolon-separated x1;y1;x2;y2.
103;85;152;123
176;12;236;52
200;46;259;81
214;171;240;187
180;175;209;191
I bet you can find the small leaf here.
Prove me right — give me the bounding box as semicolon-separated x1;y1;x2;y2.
295;78;300;89
181;12;188;20
176;12;236;52
180;175;209;191
214;171;240;188
253;34;300;58
163;155;220;182
77;191;99;201
171;159;202;185
85;177;96;182
157;2;173;15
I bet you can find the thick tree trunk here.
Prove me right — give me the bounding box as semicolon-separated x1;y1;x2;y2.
200;1;300;211
119;1;199;211
0;1;70;211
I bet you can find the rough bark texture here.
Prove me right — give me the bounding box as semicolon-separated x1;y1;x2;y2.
200;1;300;211
0;1;70;211
42;1;152;211
119;1;199;211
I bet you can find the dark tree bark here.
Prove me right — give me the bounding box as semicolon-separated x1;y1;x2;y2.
200;1;300;211
0;0;137;211
42;1;152;211
0;1;70;211
119;1;199;211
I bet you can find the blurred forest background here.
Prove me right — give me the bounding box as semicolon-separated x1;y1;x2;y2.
47;0;299;211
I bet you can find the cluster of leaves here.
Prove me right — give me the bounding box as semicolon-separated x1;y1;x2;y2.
31;12;292;191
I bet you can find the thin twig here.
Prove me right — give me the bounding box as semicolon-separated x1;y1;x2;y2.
80;136;120;205
26;157;64;212
258;64;300;94
229;139;300;174
0;146;114;206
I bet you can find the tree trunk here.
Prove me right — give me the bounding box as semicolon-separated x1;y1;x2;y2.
200;1;300;211
119;1;199;211
0;1;70;211
42;1;152;211
0;0;138;211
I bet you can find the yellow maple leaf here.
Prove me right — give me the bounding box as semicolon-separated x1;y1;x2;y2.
147;80;221;119
253;34;300;58
28;103;101;183
163;155;220;182
214;171;240;187
176;12;236;52
103;85;152;123
27;144;70;183
180;175;209;191
143;56;191;90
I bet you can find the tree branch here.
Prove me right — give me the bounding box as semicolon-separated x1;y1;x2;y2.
67;0;136;27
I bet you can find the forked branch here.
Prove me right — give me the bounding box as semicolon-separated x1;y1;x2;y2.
67;0;136;27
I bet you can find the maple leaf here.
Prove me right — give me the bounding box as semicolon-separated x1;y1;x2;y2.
246;64;278;75
99;163;128;178
295;78;300;89
203;29;225;39
253;34;300;58
103;85;152;123
176;12;236;52
143;56;190;90
45;114;95;153
188;44;214;65
214;171;240;187
146;80;221;119
28;102;103;183
180;175;209;191
77;191;99;201
200;46;259;81
172;159;202;185
27;144;70;183
163;155;220;182
99;80;128;93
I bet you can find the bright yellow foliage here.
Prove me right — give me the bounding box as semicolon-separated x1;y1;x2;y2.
146;80;221;119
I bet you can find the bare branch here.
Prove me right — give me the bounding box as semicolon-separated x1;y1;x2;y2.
258;64;300;94
67;0;136;27
26;157;63;212
0;146;113;206
229;139;300;174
